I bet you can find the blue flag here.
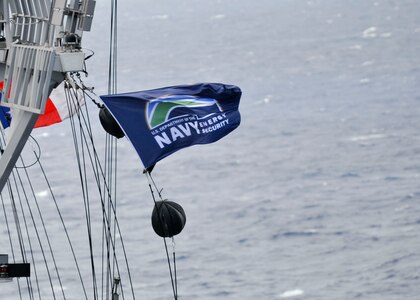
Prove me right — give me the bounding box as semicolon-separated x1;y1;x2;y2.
0;90;10;129
100;83;241;168
0;106;11;129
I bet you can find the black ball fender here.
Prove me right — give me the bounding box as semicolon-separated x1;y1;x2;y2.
151;201;186;238
99;107;125;138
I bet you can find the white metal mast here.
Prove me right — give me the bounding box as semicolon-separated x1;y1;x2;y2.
0;0;96;192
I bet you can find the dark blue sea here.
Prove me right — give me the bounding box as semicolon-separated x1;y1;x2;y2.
2;0;420;299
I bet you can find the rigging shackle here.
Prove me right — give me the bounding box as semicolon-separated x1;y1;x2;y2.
112;277;121;300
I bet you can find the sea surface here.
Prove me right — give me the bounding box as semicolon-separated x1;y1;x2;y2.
1;0;420;299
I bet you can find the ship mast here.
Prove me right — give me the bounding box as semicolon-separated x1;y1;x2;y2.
0;0;96;192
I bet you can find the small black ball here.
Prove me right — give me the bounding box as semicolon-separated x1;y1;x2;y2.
99;107;125;138
151;201;186;238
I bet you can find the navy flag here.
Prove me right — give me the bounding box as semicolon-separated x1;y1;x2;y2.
100;83;241;168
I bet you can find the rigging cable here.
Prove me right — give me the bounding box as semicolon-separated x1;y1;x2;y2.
67;77;112;300
77;80;136;300
0;192;23;300
0;90;90;300
34;143;90;300
145;171;179;300
107;0;120;297
11;149;64;300
14;142;70;300
11;170;37;300
66;81;99;300
7;177;30;300
4;166;57;300
65;76;136;300
0;124;27;300
13;136;41;169
108;0;118;95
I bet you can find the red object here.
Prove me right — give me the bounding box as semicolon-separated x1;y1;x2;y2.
0;81;84;128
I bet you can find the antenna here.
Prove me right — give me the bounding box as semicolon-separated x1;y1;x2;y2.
0;0;96;193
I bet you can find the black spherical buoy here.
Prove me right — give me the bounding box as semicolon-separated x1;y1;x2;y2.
99;107;125;138
151;201;186;238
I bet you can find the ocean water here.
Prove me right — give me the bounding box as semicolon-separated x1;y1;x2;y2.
2;0;420;299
